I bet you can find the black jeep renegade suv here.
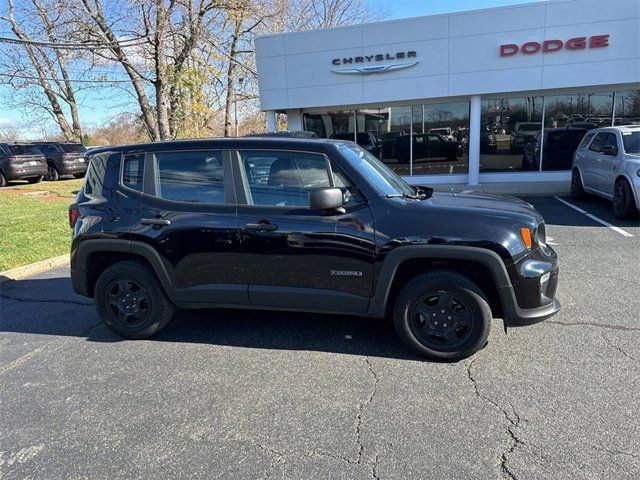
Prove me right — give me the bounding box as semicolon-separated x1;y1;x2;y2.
70;138;560;360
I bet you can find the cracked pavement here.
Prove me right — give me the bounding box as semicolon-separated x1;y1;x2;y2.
1;195;639;479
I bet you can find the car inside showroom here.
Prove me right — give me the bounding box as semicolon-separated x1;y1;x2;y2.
255;0;640;186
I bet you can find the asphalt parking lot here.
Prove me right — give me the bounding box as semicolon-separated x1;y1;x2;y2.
1;194;639;479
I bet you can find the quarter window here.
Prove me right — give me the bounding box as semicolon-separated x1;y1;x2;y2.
122;153;144;192
153;150;226;204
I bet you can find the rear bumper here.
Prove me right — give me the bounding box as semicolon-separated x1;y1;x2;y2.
58;162;88;175
5;163;48;180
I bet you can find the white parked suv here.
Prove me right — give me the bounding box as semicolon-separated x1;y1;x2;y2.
571;125;640;218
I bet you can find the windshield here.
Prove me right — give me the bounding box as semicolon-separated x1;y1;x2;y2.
622;131;640;153
338;144;416;197
8;144;42;155
60;144;86;153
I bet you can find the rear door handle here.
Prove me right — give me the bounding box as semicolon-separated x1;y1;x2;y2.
141;217;171;227
245;222;278;232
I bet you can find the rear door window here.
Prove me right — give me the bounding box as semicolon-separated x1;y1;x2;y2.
588;132;608;153
579;132;595;149
153;150;226;204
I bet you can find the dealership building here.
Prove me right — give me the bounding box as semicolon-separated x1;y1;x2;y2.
255;0;640;186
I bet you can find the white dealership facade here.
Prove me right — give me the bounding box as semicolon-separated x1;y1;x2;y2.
255;0;640;185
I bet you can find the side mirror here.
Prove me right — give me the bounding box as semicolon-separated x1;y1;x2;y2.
601;145;618;156
309;187;345;213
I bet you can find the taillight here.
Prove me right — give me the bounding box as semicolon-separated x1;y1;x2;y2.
69;204;79;228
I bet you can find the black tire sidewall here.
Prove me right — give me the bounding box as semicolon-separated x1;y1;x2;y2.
45;165;59;181
613;180;635;219
394;273;491;361
95;261;174;339
570;169;583;199
0;172;6;187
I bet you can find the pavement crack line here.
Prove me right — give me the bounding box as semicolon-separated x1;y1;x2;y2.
546;320;640;333
355;357;381;479
601;334;639;363
467;358;526;480
0;293;92;307
257;444;286;479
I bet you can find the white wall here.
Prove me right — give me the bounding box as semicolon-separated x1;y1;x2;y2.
255;0;640;111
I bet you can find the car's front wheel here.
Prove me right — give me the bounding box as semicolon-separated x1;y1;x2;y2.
570;168;584;199
94;260;175;339
612;178;636;219
394;271;491;361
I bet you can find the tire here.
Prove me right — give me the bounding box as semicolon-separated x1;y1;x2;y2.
394;270;492;361
94;260;175;339
27;176;43;184
570;168;584;199
45;163;59;181
73;173;85;179
612;179;636;219
0;171;6;187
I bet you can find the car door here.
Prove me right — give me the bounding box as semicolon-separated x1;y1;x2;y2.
597;132;621;196
233;148;376;314
126;148;247;305
581;131;608;190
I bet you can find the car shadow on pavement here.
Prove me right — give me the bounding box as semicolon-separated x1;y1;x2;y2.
1;275;423;361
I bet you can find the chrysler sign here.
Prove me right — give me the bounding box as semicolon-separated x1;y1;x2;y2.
500;34;610;56
331;51;418;75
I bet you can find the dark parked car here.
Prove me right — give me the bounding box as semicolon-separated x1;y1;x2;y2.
510;122;541;153
0;142;47;187
32;142;89;181
392;134;464;163
331;132;381;157
70;137;560;361
522;128;587;171
480;125;497;153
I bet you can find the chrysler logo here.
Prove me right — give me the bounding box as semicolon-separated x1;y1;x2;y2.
331;51;418;75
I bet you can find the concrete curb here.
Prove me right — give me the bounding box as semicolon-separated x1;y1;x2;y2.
0;254;69;285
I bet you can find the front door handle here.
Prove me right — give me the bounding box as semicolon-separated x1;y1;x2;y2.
141;217;171;227
245;221;278;232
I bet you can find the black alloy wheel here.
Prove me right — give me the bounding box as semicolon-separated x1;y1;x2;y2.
394;271;491;361
94;260;175;339
612;179;635;219
105;279;152;328
409;291;474;350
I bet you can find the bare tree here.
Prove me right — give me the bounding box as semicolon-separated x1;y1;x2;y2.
0;0;84;141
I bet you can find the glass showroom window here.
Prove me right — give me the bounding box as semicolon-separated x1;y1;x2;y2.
614;90;640;126
542;91;613;171
479;96;543;172
410;101;470;175
303;110;355;140
356;106;412;175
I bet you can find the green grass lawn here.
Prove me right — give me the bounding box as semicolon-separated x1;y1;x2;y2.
0;179;84;271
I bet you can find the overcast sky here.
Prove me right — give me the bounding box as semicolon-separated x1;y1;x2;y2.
0;0;543;137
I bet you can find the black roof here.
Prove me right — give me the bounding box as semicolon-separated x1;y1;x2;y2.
32;141;84;145
87;137;350;156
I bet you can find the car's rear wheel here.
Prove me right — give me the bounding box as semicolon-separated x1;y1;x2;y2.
570;168;584;199
394;271;491;361
45;164;59;181
94;260;175;339
0;172;6;187
612;179;636;219
27;176;43;184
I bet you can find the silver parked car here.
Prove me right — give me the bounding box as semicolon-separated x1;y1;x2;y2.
571;125;640;218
